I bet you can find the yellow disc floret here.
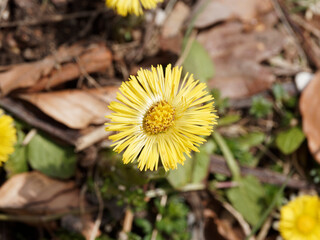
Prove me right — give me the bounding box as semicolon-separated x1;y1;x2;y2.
143;100;175;135
296;215;316;234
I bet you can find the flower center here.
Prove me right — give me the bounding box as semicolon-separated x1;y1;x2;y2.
296;215;316;234
143;100;175;135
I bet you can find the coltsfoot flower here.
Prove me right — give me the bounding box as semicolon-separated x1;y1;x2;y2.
106;0;163;16
279;195;320;240
0;109;17;166
105;64;217;171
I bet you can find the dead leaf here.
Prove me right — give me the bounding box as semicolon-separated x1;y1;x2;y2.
0;42;112;96
17;86;118;129
0;171;100;239
0;97;114;150
194;0;273;29
159;2;189;55
162;2;190;38
0;171;80;214
197;22;284;98
300;71;320;163
159;34;183;55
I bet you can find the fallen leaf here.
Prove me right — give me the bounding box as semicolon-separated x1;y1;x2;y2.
194;0;273;29
0;171;79;214
159;32;183;55
162;2;190;38
0;97;114;150
17;86;118;129
159;2;189;55
300;72;320;163
0;171;99;239
197;22;284;98
0;42;112;96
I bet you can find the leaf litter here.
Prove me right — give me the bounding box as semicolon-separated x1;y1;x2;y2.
0;0;320;239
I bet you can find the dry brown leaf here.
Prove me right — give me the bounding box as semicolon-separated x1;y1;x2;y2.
0;171;100;239
159;32;183;55
16;86;118;129
0;171;80;214
0;97;114;150
300;72;320;163
0;42;112;96
162;2;190;38
159;2;189;55
195;0;273;29
197;22;284;98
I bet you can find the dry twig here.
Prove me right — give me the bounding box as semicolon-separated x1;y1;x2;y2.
210;155;320;191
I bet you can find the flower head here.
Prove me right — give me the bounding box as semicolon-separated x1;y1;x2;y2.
106;0;163;16
105;64;217;171
279;195;320;240
0;109;17;166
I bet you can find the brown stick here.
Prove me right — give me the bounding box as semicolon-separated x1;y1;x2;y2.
210;155;320;191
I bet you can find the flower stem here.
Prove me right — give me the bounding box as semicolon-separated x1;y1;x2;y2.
213;132;241;181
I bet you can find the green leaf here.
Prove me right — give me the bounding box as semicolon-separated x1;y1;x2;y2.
245;173;290;240
218;113;241;126
167;141;215;189
182;40;214;83
167;156;193;189
5;145;28;177
236;132;265;151
276;127;305;155
226;175;266;226
192;142;214;183
5;130;28;177
27;133;76;179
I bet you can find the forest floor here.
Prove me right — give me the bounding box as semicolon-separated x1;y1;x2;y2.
0;0;320;239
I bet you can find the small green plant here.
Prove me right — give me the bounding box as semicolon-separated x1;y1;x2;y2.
249;96;273;118
134;196;191;240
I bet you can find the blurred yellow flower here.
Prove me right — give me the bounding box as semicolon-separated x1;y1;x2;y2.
0;110;17;166
279;195;320;240
106;0;163;16
106;64;217;171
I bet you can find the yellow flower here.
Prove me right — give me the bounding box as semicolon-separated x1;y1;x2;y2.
0;109;17;166
105;64;217;171
106;0;163;16
279;195;320;240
